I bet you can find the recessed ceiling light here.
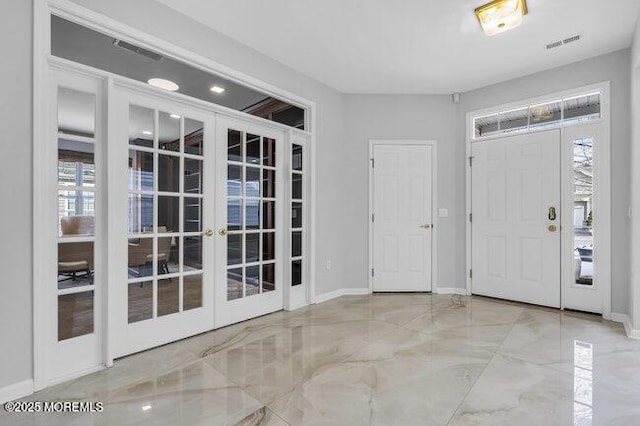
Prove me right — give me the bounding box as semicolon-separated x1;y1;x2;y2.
210;85;225;94
147;78;179;91
142;130;152;135
475;0;527;36
169;114;181;119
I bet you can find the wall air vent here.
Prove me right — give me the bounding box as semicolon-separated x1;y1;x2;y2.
546;40;563;50
112;39;163;60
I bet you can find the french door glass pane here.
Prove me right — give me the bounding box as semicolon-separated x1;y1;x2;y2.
158;278;179;316
292;202;302;228
183;274;203;310
228;268;243;300
58;140;95;187
262;263;275;293
185;118;204;156
58;88;95;138
246;134;260;164
228;129;242;161
158;155;180;193
159;111;180;152
128;150;154;191
573;137;594;286
129;237;153;278
128;281;153;323
292;260;302;286
184;197;202;232
58;241;94;289
246;233;260;263
158;195;180;233
129;105;154;148
246;266;260;296
128;194;153;233
184;158;203;194
183;236;203;271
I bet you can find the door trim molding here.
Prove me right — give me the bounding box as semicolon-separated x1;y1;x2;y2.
465;81;612;319
368;139;439;293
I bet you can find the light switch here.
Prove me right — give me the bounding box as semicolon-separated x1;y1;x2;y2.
439;208;449;218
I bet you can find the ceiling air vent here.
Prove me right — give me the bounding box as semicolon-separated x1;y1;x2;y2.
546;34;581;51
112;39;163;60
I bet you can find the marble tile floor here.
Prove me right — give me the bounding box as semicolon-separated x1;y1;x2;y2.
3;293;640;425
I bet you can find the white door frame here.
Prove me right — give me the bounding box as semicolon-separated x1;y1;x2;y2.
368;139;439;293
465;81;611;319
33;0;317;391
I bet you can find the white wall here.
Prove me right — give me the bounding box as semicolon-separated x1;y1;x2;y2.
630;18;640;330
458;49;632;314
69;0;349;296
0;0;33;391
342;95;458;289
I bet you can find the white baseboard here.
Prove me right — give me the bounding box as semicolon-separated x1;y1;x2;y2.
314;288;370;304
435;287;470;296
0;379;33;404
611;313;640;339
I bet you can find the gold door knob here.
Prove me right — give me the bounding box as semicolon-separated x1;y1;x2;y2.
548;225;557;232
218;228;227;236
203;229;214;237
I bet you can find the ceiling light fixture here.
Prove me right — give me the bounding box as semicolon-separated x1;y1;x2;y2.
142;130;152;135
210;85;225;94
147;78;179;91
475;0;527;36
169;114;181;119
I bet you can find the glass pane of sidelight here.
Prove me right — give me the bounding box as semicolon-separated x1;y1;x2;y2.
58;241;94;289
128;237;153;278
184;118;204;156
183;274;203;311
246;265;260;296
158;155;180;193
228;234;242;266
263;137;276;167
292;174;302;200
246;133;260;164
263;232;275;261
129;105;154;148
292;144;303;171
58;87;95;138
227;268;243;300
183;236;203;271
292;202;302;228
58;139;95;188
292;231;302;257
573;137;594;286
128;281;153;323
58;191;95;235
128;150;154;192
58;291;94;341
184;158;203;194
184;197;202;233
128;194;153;234
158;278;179;317
158;111;180;152
228;129;243;162
262;263;275;293
292;260;302;286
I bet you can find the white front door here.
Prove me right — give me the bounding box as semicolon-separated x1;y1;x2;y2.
214;115;285;327
111;87;215;358
471;130;561;307
371;143;434;292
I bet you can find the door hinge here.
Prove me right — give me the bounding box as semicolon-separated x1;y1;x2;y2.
371;268;375;278
469;269;473;279
372;213;375;223
370;158;375;168
469;213;472;223
469;156;474;167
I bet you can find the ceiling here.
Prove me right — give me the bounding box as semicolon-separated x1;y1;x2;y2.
154;0;640;94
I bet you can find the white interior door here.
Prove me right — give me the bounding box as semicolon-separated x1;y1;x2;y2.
215;115;284;327
111;87;215;358
472;130;561;307
561;123;603;313
371;143;434;292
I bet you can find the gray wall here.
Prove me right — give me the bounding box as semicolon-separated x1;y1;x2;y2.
342;95;459;288
630;20;640;328
69;0;348;296
457;49;632;314
0;0;33;389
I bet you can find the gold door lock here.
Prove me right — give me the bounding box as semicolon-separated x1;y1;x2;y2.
548;225;557;232
203;229;214;237
218;228;228;236
420;224;432;229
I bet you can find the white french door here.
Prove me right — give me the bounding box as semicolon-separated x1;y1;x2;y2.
471;130;561;307
371;142;434;292
215;115;285;327
110;86;215;357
